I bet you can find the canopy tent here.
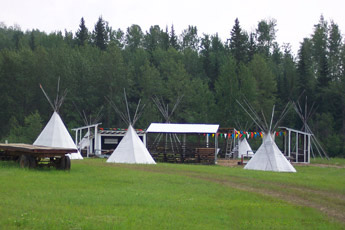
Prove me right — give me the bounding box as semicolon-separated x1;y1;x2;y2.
34;112;83;159
106;125;155;164
147;123;220;164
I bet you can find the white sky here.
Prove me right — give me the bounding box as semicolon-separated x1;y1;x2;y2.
1;0;345;55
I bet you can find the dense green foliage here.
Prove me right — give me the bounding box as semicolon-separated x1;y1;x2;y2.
0;159;344;229
0;16;344;156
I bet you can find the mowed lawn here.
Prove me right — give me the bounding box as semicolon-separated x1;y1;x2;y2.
0;159;345;230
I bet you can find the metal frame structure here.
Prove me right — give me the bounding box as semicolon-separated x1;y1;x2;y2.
279;127;312;163
72;123;102;157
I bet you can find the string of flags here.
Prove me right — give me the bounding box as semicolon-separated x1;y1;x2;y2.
203;131;286;139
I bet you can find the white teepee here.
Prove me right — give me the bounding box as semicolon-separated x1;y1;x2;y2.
34;112;83;159
106;89;156;164
237;100;296;172
33;81;83;159
106;125;155;164
244;133;296;172
238;138;253;158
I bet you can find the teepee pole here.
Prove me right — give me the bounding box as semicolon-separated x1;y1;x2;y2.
123;89;131;125
236;100;265;131
39;84;55;111
269;105;275;131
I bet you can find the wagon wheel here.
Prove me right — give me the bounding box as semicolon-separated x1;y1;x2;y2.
56;156;66;170
64;156;71;171
19;155;29;168
28;156;37;169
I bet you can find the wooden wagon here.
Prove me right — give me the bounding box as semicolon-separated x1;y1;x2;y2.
0;143;77;170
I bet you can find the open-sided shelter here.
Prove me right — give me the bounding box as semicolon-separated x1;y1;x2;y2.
146;123;219;164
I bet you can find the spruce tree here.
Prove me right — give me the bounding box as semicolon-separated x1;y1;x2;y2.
169;25;179;50
297;38;315;102
76;17;89;46
312;15;330;87
93;16;108;50
328;21;342;80
229;18;248;65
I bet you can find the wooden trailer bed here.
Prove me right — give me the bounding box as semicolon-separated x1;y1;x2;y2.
0;143;77;170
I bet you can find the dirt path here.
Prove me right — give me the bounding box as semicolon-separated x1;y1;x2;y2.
113;163;345;224
184;173;345;224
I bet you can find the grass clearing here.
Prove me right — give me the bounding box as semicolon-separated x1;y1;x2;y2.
311;157;345;167
0;159;344;229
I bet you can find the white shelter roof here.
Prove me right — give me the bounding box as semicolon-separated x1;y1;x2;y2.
146;123;219;134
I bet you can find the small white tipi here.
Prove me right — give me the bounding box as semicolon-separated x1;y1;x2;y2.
33;82;83;159
237;101;296;172
238;138;253;158
106;89;156;164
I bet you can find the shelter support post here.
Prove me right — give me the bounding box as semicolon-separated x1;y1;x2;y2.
75;130;78;146
308;135;311;163
94;125;98;155
304;134;306;163
296;133;298;163
79;129;82;147
183;134;186;154
288;130;291;159
206;134;209;148
143;132;147;147
215;134;218;164
87;127;90;158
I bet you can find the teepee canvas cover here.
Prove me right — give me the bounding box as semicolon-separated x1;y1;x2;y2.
238;138;253;158
106;89;155;164
106;125;155;164
34;81;83;159
34;112;83;160
244;134;296;172
237;100;296;172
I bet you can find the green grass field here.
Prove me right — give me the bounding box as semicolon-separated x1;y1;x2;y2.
0;159;345;230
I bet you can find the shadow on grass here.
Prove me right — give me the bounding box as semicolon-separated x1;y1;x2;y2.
0;160;68;172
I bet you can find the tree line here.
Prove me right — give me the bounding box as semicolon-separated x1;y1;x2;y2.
0;15;344;157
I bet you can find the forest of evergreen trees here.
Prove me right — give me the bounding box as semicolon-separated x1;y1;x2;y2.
0;15;344;157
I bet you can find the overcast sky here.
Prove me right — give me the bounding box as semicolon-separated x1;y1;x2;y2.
1;0;344;55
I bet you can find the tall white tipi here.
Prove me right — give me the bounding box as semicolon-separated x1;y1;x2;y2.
237;101;296;172
33;82;83;160
106;90;156;164
107;125;155;164
244;133;296;172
